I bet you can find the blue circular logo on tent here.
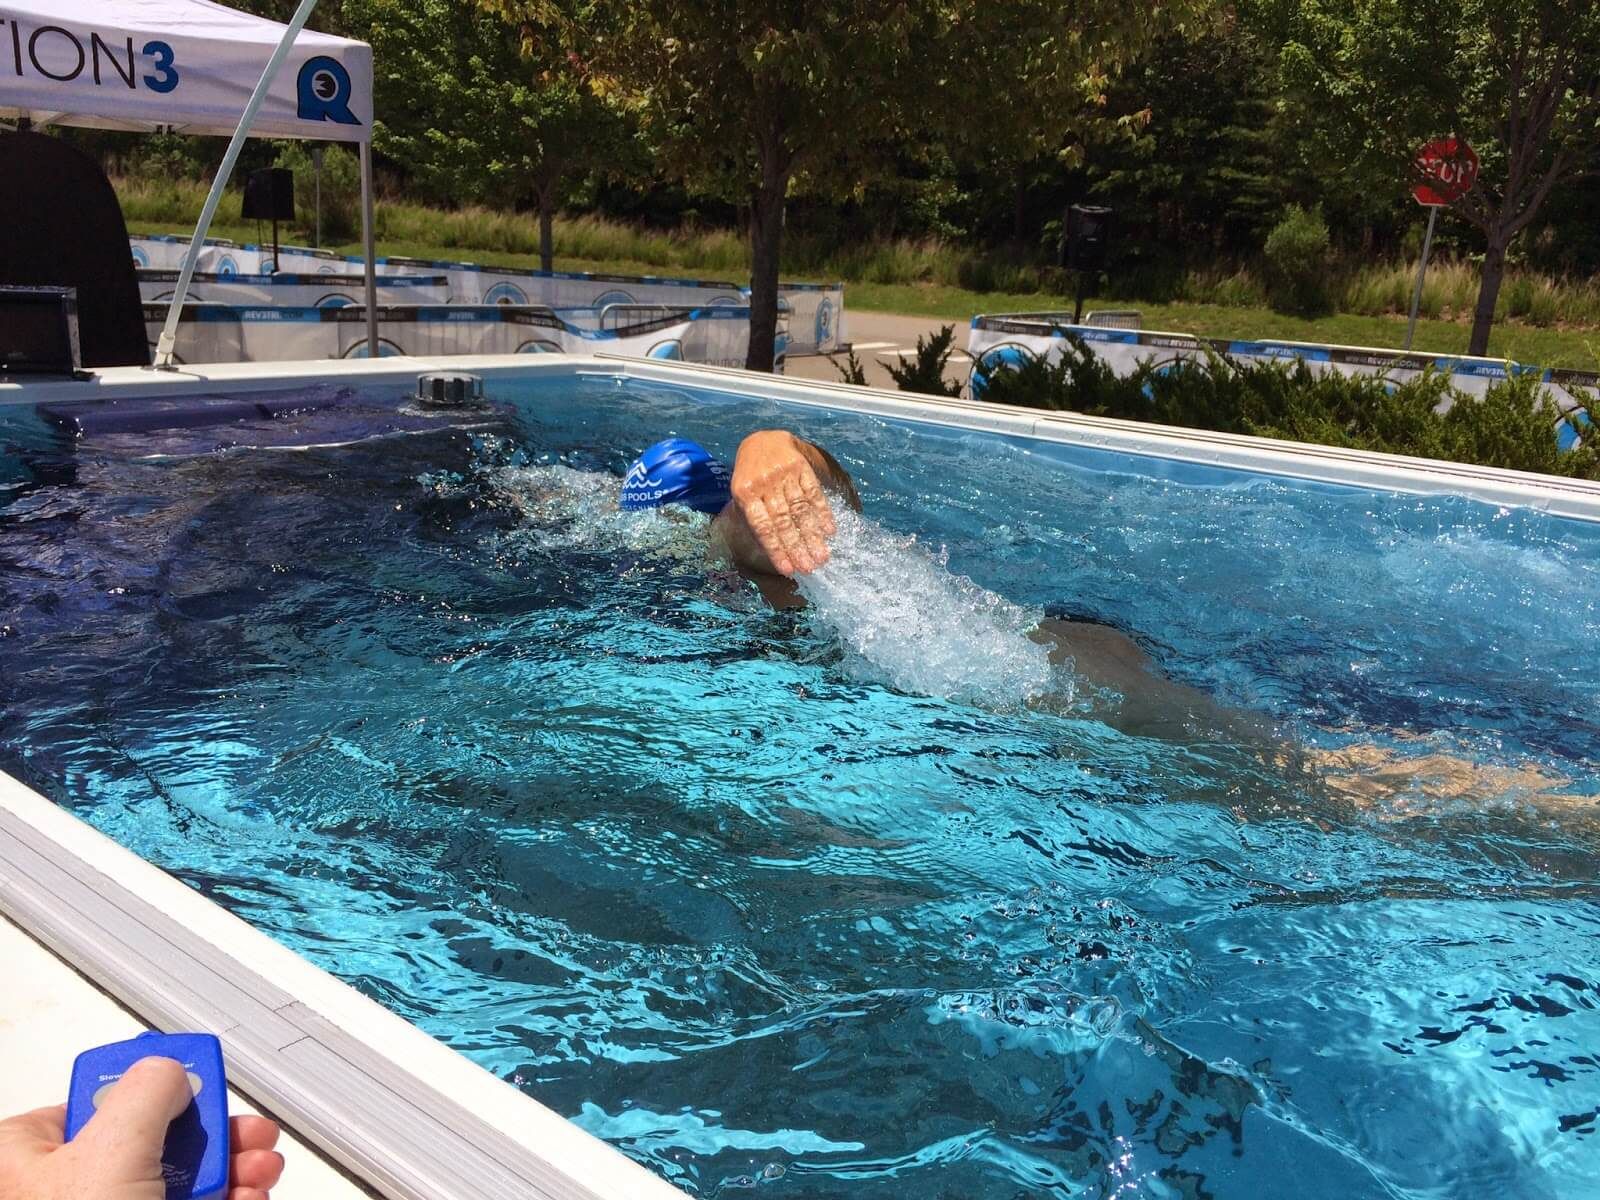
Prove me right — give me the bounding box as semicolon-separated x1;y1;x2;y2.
131;246;149;268
594;289;636;309
647;339;684;360
969;343;1034;398
297;56;360;125
814;297;835;347
316;294;355;308
485;282;529;306
216;255;239;277
515;338;563;354
318;264;338;275
711;294;742;306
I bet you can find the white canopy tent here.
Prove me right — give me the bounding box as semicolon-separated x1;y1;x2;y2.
0;0;378;356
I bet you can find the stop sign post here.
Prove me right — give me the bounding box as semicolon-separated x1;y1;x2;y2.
1406;138;1479;349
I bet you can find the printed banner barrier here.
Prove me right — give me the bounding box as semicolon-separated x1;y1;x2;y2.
131;235;845;354
137;270;449;307
777;282;846;359
967;315;1597;449
143;303;760;371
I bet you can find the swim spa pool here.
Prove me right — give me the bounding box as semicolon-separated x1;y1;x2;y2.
1;362;1597;1199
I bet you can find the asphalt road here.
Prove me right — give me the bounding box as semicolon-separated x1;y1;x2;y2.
785;310;973;394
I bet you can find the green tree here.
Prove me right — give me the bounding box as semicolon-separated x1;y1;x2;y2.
1084;24;1291;255
1274;0;1600;356
492;1;1212;372
345;0;623;271
946;8;1215;252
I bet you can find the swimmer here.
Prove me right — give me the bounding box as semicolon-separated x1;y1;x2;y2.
620;432;1590;816
623;431;1262;739
621;430;860;609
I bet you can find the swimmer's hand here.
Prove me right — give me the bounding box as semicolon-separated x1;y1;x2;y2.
722;431;837;576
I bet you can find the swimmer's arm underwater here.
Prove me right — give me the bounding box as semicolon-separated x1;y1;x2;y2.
1034;620;1587;817
1031;618;1278;744
712;431;861;605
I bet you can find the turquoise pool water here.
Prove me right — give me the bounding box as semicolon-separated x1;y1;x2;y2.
1;375;1597;1198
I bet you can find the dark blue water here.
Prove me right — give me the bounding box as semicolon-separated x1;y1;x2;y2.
1;376;1596;1199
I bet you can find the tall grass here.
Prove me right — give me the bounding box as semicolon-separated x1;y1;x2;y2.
118;175;245;227
113;175;1600;328
1340;258;1600;326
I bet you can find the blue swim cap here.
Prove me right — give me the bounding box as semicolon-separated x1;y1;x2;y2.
620;438;732;514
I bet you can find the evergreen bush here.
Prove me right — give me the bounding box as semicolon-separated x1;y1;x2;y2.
884;325;964;397
1262;204;1332;315
977;333;1600;480
835;348;869;386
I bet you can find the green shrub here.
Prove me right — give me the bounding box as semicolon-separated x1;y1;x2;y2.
124;132;212;182
1436;373;1600;479
1262;205;1332;315
976;333;1600;481
116;174;241;228
272;142;362;243
978;333;1142;413
885;325;963;397
835;348;869;386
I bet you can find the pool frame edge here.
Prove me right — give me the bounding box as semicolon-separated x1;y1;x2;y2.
0;772;686;1200
593;354;1600;523
6;353;1596;522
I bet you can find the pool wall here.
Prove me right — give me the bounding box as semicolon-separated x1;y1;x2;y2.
5;354;1600;520
4;352;1600;1200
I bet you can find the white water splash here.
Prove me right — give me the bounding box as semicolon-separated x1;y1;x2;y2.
796;506;1060;707
478;461;1061;705
491;462;718;564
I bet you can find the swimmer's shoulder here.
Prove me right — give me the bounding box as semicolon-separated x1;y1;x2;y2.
1033;614;1153;673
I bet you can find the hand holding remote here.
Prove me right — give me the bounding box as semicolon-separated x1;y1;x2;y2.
0;1054;284;1200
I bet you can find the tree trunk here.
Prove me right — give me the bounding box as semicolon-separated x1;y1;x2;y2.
536;184;555;274
1013;177;1027;242
1468;231;1509;357
746;171;787;373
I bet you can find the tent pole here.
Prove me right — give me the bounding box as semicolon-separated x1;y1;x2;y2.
360;140;378;357
153;0;320;369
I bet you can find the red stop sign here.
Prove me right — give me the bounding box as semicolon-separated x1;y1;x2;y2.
1413;137;1479;206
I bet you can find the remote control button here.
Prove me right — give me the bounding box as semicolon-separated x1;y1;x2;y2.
186;1071;204;1098
91;1080;118;1110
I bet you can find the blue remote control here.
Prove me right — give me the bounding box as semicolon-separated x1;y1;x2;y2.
65;1032;229;1200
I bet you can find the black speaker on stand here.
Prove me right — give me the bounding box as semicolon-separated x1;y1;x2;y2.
1061;204;1113;324
242;167;295;273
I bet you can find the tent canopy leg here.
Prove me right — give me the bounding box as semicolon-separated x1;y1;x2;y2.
360;141;378;357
